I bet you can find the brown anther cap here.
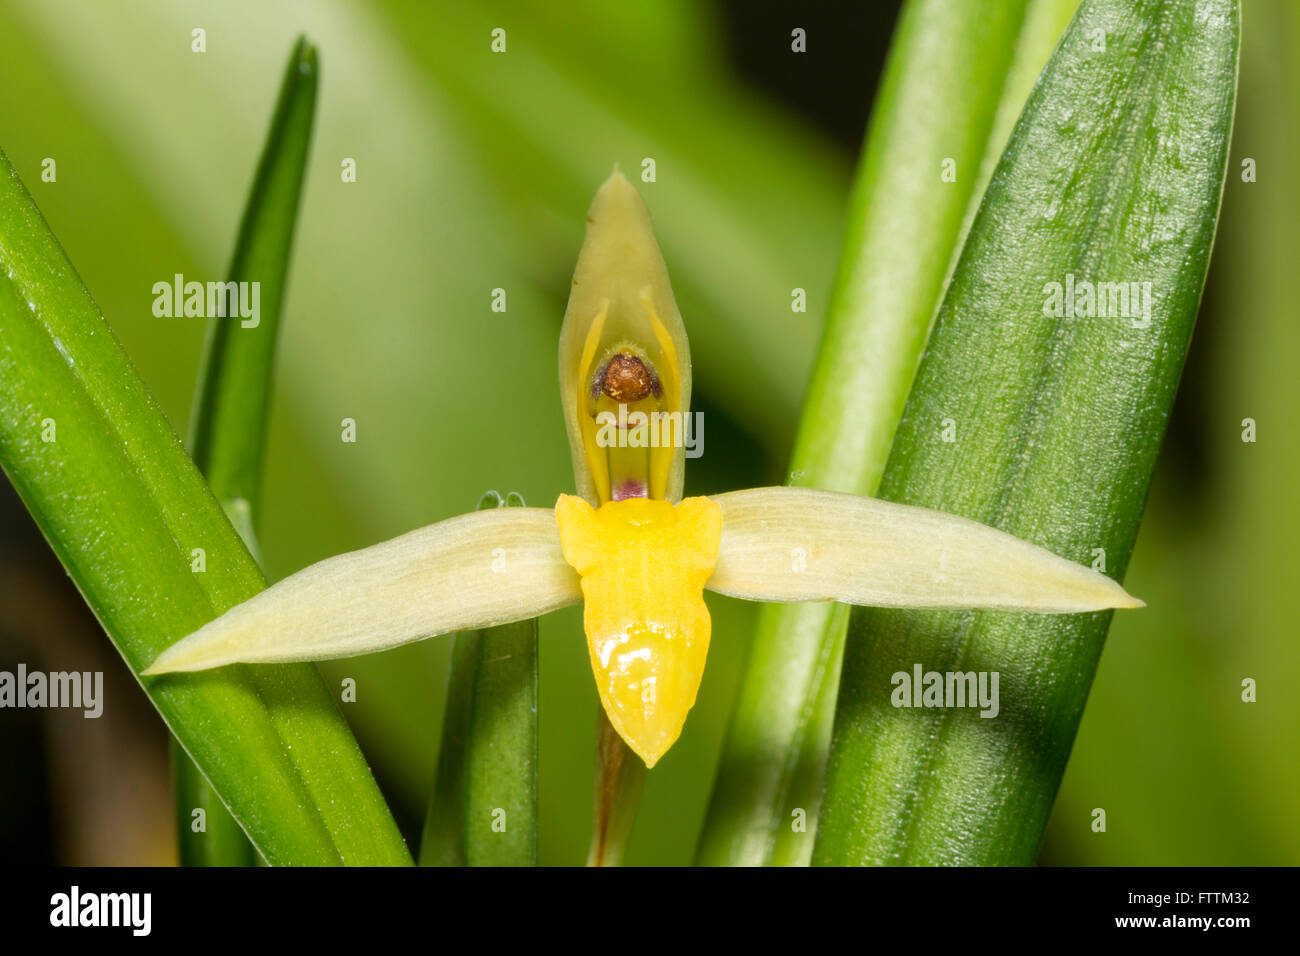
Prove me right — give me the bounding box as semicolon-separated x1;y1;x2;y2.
599;352;661;402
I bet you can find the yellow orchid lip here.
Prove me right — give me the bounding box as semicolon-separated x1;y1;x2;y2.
555;494;722;767
143;170;1142;770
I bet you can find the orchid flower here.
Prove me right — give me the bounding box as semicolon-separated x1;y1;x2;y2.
145;169;1141;768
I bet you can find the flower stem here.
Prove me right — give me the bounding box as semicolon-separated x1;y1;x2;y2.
586;710;646;867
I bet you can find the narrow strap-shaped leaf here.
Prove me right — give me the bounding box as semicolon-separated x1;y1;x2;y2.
420;624;481;866
146;505;579;673
697;0;1079;867
814;0;1239;865
175;34;318;869
0;147;409;865
708;487;1138;612
172;757;253;867
421;492;540;867
464;491;539;866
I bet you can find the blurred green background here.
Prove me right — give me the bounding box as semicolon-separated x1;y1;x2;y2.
0;0;1294;865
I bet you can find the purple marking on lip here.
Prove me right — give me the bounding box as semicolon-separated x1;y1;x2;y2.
613;480;647;501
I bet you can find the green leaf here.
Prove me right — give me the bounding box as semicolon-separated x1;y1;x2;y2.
1047;0;1300;865
813;0;1238;865
187;36;318;540
0;148;410;865
464;616;538;864
421;491;539;866
697;0;1078;867
420;627;480;867
174;35;320;868
173;756;255;867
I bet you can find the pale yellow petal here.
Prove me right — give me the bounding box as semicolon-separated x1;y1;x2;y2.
144;508;580;674
707;486;1142;613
